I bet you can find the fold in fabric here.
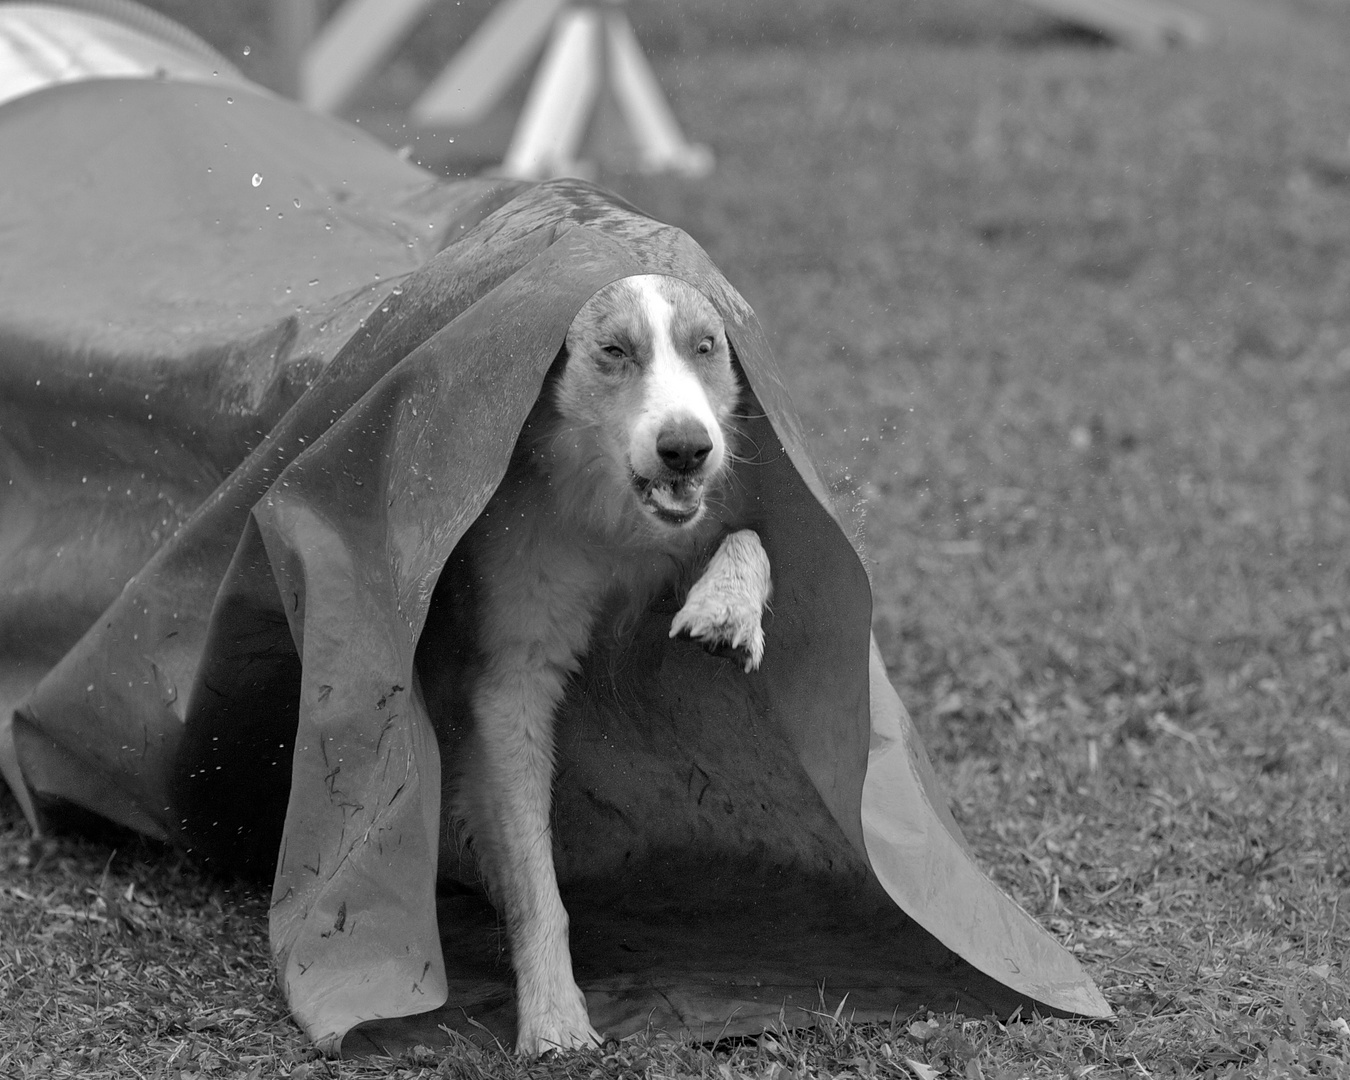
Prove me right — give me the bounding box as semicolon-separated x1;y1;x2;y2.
0;69;1109;1057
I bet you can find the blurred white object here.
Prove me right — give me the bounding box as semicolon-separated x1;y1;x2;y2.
493;2;714;180
409;0;563;127
0;2;245;109
291;0;435;112
278;0;713;181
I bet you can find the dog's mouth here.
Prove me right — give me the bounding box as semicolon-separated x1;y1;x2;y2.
630;471;706;526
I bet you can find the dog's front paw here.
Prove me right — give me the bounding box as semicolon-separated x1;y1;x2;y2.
671;590;766;672
670;530;772;673
515;989;601;1057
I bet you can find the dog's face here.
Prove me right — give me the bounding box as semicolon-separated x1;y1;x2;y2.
548;275;739;540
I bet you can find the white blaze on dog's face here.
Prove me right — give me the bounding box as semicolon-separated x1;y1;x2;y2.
551;275;739;539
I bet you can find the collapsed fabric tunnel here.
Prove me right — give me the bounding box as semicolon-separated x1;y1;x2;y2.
0;3;1111;1057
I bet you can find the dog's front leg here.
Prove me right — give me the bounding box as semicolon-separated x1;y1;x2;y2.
669;529;772;672
462;655;600;1056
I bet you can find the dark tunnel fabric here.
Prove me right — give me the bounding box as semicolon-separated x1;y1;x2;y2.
0;74;1109;1054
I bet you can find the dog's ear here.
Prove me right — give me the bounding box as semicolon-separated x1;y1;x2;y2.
537;342;571;395
547;341;570;378
726;339;752;405
526;343;571;428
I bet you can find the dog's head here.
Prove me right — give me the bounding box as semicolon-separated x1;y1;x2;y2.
545;274;739;541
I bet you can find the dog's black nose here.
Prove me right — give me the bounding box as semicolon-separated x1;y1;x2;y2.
656;418;713;473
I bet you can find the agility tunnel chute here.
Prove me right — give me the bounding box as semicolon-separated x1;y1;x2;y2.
0;3;1109;1055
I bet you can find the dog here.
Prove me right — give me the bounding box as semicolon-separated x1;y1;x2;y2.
440;274;772;1055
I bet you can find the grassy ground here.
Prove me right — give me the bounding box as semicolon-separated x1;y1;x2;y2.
4;0;1350;1077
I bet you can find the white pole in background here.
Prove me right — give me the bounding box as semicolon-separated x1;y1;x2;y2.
273;0;715;179
300;0;439;112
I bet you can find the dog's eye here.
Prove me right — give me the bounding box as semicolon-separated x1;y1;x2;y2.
696;336;715;355
602;344;627;360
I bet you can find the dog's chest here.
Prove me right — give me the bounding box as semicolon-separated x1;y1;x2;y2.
466;482;669;671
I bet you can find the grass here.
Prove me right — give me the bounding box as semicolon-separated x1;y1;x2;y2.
4;0;1350;1076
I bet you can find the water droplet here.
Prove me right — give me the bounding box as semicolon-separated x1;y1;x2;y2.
242;45;251;56
206;166;212;174
293;198;301;208
308;279;319;287
226;96;234;105
391;285;403;296
324;223;332;231
252;173;263;187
